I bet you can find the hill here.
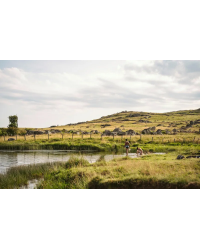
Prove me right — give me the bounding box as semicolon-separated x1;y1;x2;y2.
41;108;200;135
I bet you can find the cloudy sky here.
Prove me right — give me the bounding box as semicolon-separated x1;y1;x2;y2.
0;60;200;128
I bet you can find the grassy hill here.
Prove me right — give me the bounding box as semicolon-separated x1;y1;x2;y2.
41;108;200;134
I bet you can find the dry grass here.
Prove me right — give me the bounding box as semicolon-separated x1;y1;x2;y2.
38;154;200;189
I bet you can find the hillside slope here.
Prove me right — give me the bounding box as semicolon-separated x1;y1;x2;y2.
42;108;200;135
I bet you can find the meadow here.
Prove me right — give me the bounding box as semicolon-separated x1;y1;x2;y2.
0;108;200;189
1;150;200;189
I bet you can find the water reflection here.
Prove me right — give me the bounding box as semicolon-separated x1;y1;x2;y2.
0;150;138;173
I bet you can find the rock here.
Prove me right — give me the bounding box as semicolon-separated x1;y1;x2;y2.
35;130;45;135
141;126;156;135
8;138;15;141
101;124;111;128
91;130;99;134
126;129;136;135
50;129;61;134
113;128;122;133
103;130;112;136
177;155;185;160
117;131;126;136
138;119;151;123
156;129;162;135
186;156;200;159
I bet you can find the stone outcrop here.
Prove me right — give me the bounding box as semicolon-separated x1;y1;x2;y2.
101;124;111;128
90;130;99;134
156;129;162;135
113;128;122;133
138;120;151;123
102;130;112;136
142;127;156;134
126;129;136;135
177;155;185;160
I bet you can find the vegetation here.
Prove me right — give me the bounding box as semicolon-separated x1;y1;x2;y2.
0;162;58;189
0;109;200;189
8;115;18;128
1;150;200;189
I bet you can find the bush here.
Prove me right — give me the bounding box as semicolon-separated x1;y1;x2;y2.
65;156;89;169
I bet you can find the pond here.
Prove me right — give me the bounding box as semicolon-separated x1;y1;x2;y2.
0;150;166;174
0;150;138;173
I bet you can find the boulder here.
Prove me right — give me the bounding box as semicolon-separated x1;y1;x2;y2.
113;128;122;133
8;138;15;141
141;126;156;135
156;129;162;135
34;130;45;135
126;129;136;135
186;156;200;159
103;130;112;136
117;131;126;136
177;155;185;160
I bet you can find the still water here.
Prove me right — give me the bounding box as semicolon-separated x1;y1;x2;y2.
0;150;138;174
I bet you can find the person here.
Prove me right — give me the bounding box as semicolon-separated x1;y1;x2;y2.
125;139;130;156
137;147;143;156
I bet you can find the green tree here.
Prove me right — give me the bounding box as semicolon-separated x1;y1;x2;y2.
0;128;8;136
7;115;18;136
18;129;27;136
7;127;18;136
8;115;18;128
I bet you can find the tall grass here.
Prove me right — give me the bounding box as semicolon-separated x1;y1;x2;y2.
0;162;63;189
38;153;200;189
1;151;200;189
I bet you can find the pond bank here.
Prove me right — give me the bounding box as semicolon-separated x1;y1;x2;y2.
0;150;200;189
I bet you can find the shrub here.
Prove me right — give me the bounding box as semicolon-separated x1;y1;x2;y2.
65;156;89;168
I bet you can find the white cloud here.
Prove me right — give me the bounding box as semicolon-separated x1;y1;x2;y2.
0;61;200;127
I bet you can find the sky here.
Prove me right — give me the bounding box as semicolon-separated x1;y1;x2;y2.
0;60;200;128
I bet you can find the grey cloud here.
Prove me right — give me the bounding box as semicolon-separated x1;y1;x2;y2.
0;79;166;110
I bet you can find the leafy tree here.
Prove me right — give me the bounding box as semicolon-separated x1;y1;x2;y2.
7;115;18;136
0;128;8;136
7;127;18;136
18;129;27;136
8;115;18;128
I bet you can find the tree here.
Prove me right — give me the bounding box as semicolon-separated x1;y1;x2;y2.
0;128;8;136
7;115;18;136
8;115;18;128
7;127;18;136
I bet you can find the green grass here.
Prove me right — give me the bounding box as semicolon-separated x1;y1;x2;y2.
0;108;200;188
37;153;200;189
1;148;200;189
0;162;62;189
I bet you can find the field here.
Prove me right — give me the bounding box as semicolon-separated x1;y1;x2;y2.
0;108;200;189
1;151;200;189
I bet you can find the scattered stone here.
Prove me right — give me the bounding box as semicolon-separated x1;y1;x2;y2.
186;156;200;159
101;124;111;128
141;126;156;134
156;129;162;135
177;155;185;160
126;129;136;135
113;128;122;133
